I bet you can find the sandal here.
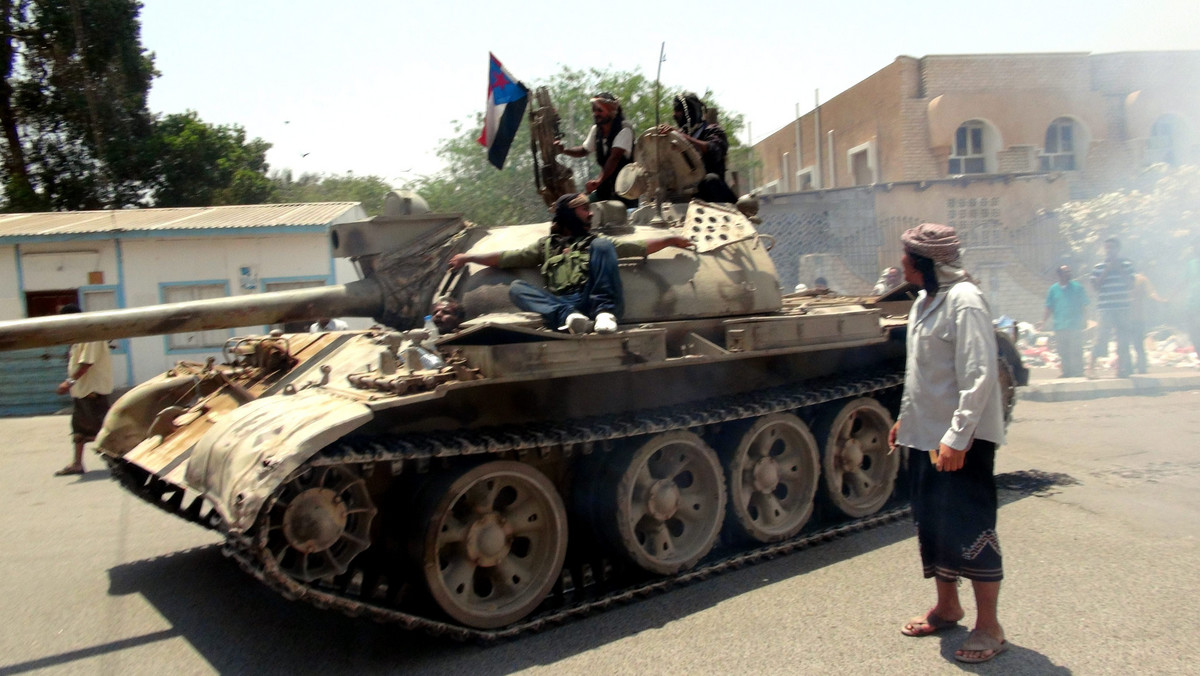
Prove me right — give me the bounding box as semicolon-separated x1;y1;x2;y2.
900;609;959;637
54;465;84;476
954;629;1008;663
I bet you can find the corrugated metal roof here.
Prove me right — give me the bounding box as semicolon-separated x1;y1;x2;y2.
0;202;361;238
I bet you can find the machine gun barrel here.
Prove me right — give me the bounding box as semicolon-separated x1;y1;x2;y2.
0;279;384;351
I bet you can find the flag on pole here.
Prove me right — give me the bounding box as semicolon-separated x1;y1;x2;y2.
477;53;529;170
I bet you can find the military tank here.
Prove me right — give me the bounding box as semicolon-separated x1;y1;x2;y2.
0;106;1025;639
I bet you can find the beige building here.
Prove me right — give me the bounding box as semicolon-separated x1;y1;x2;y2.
754;51;1200;193
749;51;1200;322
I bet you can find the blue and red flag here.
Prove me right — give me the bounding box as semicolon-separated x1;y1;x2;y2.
477;53;529;170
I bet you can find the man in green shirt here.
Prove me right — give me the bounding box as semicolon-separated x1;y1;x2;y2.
1039;265;1089;377
448;193;692;334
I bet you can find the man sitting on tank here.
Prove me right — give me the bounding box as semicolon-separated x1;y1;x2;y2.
657;92;737;203
448;193;692;334
555;92;637;208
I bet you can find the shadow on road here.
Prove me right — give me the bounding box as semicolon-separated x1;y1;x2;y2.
79;472;1076;675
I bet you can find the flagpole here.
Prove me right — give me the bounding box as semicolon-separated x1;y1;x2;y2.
654;42;666;224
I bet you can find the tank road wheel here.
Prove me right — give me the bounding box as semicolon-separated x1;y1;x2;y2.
261;464;377;583
725;413;821;543
817;398;899;518
614;431;726;575
419;461;567;629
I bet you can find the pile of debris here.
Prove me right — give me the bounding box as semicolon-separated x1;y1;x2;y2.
1016;323;1200;371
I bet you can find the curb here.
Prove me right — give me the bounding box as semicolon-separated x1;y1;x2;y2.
1019;373;1200;402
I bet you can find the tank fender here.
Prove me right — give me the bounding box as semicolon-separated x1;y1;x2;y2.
96;375;200;456
184;390;374;533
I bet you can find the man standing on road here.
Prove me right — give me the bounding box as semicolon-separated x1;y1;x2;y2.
53;304;113;476
449;193;692;334
887;223;1008;664
1090;237;1136;377
1186;240;1200;357
557;92;636;207
1129;272;1166;374
1039;265;1089;377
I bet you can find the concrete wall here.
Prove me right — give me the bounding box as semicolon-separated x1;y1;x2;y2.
758;174;1070;322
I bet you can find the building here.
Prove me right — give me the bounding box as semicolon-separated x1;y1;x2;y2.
748;51;1200;320
754;51;1200;193
0;202;367;415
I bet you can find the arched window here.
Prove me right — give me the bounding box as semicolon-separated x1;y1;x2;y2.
1146;114;1189;166
949;120;994;175
1041;118;1079;171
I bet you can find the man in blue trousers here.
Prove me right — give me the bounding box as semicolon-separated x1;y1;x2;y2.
449;193;691;334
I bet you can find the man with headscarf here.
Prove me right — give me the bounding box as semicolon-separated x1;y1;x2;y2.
886;223;1008;665
657;92;737;203
448;193;692;334
557;92;636;207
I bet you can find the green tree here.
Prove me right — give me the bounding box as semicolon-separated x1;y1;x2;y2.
269;170;393;216
1;0;157;211
149;111;273;207
408;66;746;226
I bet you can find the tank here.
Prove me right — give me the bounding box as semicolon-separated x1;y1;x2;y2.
0;111;1026;639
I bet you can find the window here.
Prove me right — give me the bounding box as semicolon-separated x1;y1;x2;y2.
847;141;876;186
81;288;117;312
1146;114;1188;166
949;121;988;174
795;168;815;192
1041;118;1078;171
162;282;229;351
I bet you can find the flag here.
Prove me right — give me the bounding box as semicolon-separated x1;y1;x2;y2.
477;53;528;170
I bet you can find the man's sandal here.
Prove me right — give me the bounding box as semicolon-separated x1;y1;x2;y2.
954;629;1008;663
900;610;959;637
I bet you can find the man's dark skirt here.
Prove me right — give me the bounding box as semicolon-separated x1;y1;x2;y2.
71;393;111;443
907;440;1003;583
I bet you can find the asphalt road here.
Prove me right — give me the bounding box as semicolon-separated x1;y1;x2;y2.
2;389;1198;675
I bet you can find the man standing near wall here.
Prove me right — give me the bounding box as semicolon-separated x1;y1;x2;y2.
53;304;113;476
1089;237;1136;378
1039;265;1089;378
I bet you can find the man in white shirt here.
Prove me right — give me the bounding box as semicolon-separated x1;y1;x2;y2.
557;92;635;207
53;303;113;476
888;223;1008;664
310;317;348;332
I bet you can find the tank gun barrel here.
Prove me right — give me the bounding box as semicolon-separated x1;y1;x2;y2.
0;279;384;351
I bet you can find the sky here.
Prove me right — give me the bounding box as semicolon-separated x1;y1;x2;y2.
139;0;1200;187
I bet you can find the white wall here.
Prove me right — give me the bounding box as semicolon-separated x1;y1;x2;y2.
119;232;337;382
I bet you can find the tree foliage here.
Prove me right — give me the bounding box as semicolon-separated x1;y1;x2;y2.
269;170;393;216
149;111;272;207
1;1;275;212
407;66;746;226
2;0;157;211
1045;164;1200;270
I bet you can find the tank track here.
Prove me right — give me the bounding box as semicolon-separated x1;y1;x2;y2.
109;369;907;641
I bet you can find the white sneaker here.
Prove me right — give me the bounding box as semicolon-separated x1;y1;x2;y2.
560;312;591;334
594;312;618;334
